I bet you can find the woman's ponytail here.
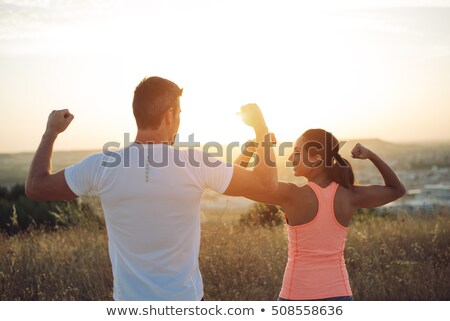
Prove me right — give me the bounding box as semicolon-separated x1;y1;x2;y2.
302;129;355;188
329;156;355;188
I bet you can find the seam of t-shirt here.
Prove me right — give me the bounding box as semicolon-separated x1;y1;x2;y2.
63;166;82;197
217;164;234;194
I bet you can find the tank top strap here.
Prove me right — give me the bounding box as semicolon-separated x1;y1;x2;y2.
305;181;339;212
305;180;320;194
306;181;338;193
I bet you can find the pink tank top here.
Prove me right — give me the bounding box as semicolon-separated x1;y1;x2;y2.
279;181;352;300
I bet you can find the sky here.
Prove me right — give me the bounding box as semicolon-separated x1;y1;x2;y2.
0;0;449;153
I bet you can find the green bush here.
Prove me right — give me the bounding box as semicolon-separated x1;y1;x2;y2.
240;203;284;227
0;184;102;234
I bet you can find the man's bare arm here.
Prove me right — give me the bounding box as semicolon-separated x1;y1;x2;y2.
25;109;78;201
224;104;278;197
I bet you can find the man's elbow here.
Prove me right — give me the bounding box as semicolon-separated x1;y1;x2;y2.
25;183;40;201
262;178;278;193
25;179;34;198
25;181;47;201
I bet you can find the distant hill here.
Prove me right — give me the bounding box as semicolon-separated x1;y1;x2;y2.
1;139;449;187
0;150;99;187
339;138;420;157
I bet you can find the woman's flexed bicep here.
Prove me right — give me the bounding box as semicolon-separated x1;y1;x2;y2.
351;185;405;208
350;143;406;209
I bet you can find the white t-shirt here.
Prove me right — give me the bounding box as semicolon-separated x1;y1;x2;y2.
64;143;234;301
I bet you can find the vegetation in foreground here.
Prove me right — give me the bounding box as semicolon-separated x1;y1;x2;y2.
0;203;448;300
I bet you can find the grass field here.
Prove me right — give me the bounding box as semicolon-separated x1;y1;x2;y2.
0;205;448;301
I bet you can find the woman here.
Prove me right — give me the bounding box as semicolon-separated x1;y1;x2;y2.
236;115;406;300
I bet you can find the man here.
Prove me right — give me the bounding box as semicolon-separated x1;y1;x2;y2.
25;76;277;300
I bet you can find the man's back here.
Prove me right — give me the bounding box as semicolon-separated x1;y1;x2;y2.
64;144;233;300
25;77;277;300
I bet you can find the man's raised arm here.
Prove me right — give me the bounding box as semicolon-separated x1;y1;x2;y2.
223;104;278;197
25;109;78;201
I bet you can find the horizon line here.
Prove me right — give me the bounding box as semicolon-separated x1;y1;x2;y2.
2;137;450;155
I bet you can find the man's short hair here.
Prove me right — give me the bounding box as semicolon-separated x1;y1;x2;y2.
132;76;183;130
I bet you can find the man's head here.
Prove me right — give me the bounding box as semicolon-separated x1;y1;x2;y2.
132;76;183;137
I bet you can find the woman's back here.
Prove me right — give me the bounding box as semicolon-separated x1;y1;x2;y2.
233;128;406;300
279;181;353;300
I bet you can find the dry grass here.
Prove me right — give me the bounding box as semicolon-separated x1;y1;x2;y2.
0;226;113;300
0;209;448;300
200;224;287;300
345;209;449;300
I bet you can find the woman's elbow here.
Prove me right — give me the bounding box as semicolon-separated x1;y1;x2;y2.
394;183;407;199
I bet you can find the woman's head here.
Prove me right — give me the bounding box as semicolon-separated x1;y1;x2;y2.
289;129;354;188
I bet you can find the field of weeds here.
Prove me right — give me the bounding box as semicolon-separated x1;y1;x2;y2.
1;206;448;300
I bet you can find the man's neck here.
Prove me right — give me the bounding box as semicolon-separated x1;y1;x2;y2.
135;128;172;145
